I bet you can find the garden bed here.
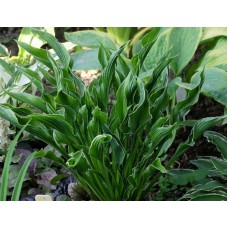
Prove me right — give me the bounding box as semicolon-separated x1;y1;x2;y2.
0;27;226;201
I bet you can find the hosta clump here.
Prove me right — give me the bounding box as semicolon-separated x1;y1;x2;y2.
181;131;227;201
0;28;226;200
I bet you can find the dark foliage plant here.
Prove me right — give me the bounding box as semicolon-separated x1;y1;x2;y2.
175;131;227;201
0;28;226;200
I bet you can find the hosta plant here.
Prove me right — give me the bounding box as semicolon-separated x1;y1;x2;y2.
0;28;226;200
65;27;227;108
181;131;227;201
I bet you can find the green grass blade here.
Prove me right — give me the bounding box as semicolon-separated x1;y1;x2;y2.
11;149;46;201
0;123;29;201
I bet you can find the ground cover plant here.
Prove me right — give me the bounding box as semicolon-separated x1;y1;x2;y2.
0;27;226;201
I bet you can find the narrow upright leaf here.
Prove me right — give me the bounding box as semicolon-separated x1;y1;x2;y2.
32;29;71;69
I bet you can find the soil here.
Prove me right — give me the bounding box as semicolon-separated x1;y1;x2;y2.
0;27;21;56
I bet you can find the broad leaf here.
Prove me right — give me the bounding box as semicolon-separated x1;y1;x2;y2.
65;30;117;50
200;27;227;43
71;49;102;71
168;27;202;75
196;37;227;71
191;68;227;107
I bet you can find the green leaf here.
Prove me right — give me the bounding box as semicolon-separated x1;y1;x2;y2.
65;30;117;50
210;157;227;174
152;158;167;173
25;124;68;158
38;67;56;85
190;158;214;169
50;173;67;185
0;123;28;201
0;43;8;56
191;68;227;107
128;78;152;132
97;42;128;110
17;41;53;70
170;72;202;123
145;123;177;153
107;27;137;45
11;149;46;201
111;136;126;166
0;113;67;158
46;51;63;93
168;169;209;185
16;66;44;93
71;49;102;71
190;194;226;201
168;27;202;75
200;27;227;43
0;59;15;76
132;27;162;75
167;116;226;168
191;116;226;142
0;105;21;127
141;28;162;46
114;74;135;123
197;37;227;71
204;131;227;159
143;29;170;70
194;180;226;191
68;70;86;96
29;114;75;137
17;27;55;61
183;189;227;201
67;150;83;167
32;29;71;69
6;92;48;113
42;150;67;167
98;44;111;69
89;134;112;169
3;165;30;189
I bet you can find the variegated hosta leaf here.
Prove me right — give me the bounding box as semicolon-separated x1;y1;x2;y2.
191;68;227;107
168;27;202;75
200;27;227;43
32;28;71;69
167;115;227;168
204;131;227;159
65;30;117;50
